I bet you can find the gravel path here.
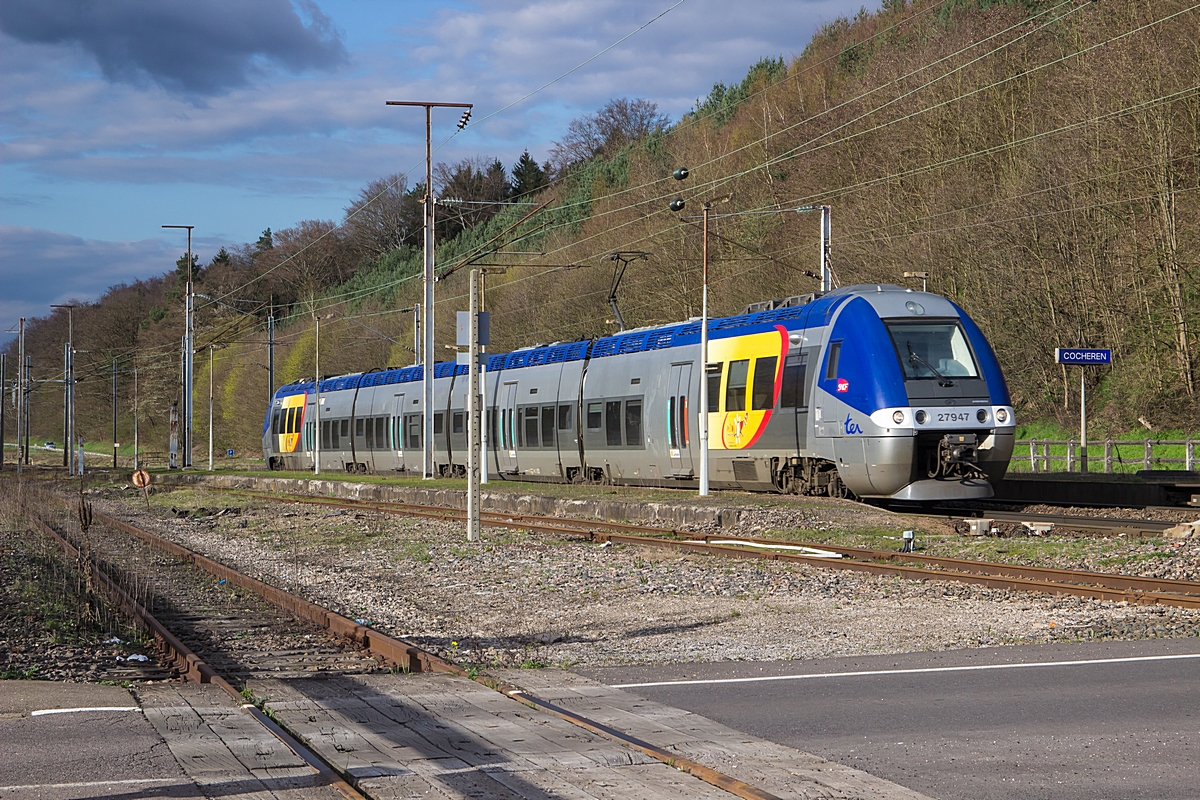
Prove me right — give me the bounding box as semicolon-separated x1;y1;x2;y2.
91;486;1200;672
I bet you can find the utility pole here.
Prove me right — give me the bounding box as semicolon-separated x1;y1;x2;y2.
208;346;215;471
51;304;74;471
133;365;139;470
267;312;275;403
163;224;194;468
385;100;472;479
413;303;421;366
24;354;31;467
314;312;322;476
112;359;118;469
466;269;481;541
14;319;24;474
0;354;5;471
796;205;832;293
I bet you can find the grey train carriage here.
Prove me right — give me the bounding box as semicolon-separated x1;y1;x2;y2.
263;285;1016;501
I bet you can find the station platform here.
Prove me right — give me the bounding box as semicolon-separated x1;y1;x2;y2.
996;471;1200;507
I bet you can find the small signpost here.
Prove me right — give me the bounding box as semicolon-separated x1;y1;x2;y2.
132;468;151;510
1055;348;1113;473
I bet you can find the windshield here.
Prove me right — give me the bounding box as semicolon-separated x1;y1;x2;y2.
886;321;979;380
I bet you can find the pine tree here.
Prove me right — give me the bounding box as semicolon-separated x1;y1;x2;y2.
509;150;547;199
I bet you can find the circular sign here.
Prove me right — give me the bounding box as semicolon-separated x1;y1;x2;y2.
131;469;151;488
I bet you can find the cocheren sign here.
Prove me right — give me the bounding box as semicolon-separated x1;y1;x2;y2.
1054;347;1112;473
1055;348;1112;365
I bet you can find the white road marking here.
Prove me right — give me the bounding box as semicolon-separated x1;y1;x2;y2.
611;652;1200;689
29;706;142;716
0;778;183;791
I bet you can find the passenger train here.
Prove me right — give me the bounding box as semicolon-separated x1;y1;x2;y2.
263;285;1015;500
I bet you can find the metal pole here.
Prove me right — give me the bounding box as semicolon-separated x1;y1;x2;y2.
699;207;709;497
163;225;195;468
15;321;22;474
314;314;321;476
423;106;435;480
267;314;275;402
413;303;421;366
479;273;487;484
208;347;214;471
133;366;138;470
0;354;5;471
820;205;832;293
467;269;480;541
1080;369;1087;474
112;359;118;469
63;343;69;468
24;354;31;466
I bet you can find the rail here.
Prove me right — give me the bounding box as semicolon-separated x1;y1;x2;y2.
1012;438;1197;474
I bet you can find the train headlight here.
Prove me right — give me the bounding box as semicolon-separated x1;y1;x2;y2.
893;410;905;424
996;408;1009;424
914;410;927;424
976;409;988;423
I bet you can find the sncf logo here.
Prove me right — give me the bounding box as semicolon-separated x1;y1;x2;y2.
836;378;849;393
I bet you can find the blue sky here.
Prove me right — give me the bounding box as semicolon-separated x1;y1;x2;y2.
0;0;877;343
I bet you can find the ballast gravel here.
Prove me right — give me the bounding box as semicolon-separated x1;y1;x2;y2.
90;487;1200;671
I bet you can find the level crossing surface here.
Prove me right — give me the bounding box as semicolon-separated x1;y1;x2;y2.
579;639;1200;800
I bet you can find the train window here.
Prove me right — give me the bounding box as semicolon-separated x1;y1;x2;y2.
825;341;841;381
272;409;281;435
541;406;555;448
885;322;979;379
726;360;749;412
356;418;365;438
365;419;374;449
752;356;778;411
488;409;497;446
706;364;722;412
587;402;603;430
405;414;421;450
605;401;622;446
341;419;349;438
375;417;386;449
524;407;539;448
283;408;293;434
558;404;572;431
434;413;444;435
332;420;341;449
668;397;677;448
452;412;464;434
625;400;643;447
679;396;689;447
322;420;331;450
781;354;807;408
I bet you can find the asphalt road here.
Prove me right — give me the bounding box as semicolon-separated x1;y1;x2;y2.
579;639;1200;800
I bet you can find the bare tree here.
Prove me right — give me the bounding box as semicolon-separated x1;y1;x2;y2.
549;98;670;174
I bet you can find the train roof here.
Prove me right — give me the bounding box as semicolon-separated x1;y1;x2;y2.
271;285;940;399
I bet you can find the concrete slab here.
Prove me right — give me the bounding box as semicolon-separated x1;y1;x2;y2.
251;673;736;800
137;682;345;800
499;669;932;800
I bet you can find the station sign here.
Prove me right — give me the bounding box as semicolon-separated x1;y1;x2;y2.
1055;348;1112;365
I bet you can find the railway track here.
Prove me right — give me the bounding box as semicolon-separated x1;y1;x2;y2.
15;482;782;800
217;488;1200;609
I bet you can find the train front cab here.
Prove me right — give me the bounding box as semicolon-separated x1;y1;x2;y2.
813;287;1015;501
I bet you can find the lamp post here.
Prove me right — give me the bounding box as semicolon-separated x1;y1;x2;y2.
163;225;195;468
385;100;472;479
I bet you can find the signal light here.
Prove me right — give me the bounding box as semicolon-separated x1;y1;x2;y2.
669;198;686;212
457;109;472;130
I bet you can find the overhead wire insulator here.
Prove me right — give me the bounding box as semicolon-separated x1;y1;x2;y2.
457;109;472;130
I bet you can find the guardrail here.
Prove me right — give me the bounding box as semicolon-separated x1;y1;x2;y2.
1013;438;1197;474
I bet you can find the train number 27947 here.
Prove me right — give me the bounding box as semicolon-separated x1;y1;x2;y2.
936;411;971;423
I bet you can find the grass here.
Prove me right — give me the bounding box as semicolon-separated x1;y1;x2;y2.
1011;419;1198;474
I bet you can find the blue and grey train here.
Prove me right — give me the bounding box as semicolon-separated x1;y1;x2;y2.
264;285;1015;500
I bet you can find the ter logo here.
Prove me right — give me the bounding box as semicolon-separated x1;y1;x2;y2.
836;378;849;393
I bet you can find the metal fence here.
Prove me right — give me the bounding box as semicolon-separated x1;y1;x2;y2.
1013;439;1197;474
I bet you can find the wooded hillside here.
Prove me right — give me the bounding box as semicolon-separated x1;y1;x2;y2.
7;0;1198;457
